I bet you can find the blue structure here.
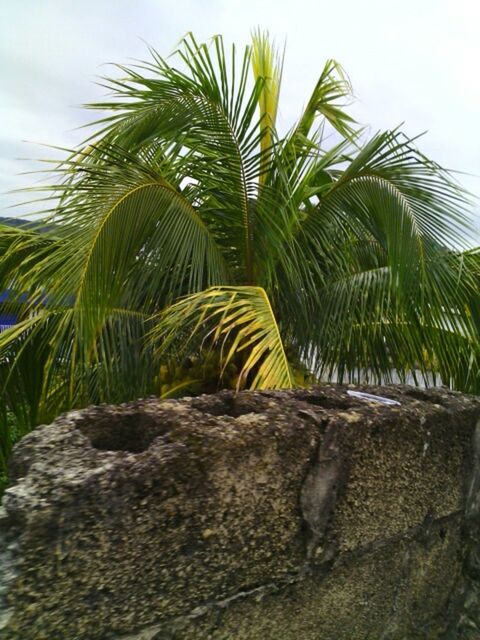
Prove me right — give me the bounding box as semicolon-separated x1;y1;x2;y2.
0;290;19;331
0;313;16;331
0;290;72;332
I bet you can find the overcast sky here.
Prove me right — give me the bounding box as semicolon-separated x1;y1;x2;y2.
1;0;479;224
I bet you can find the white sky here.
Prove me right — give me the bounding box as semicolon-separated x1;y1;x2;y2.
1;0;479;223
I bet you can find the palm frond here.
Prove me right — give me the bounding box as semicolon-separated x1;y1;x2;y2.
251;29;283;165
292;59;357;142
149;286;294;390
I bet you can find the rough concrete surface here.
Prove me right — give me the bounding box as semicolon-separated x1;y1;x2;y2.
1;385;480;639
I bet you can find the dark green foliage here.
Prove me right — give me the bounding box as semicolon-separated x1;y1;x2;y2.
0;409;20;494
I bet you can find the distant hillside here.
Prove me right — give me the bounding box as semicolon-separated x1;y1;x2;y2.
0;216;57;233
0;216;32;228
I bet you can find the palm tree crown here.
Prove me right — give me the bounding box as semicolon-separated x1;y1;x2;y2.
0;31;479;439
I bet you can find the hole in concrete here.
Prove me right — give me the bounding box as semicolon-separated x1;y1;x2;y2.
190;395;265;418
297;392;352;410
404;389;447;406
78;412;169;453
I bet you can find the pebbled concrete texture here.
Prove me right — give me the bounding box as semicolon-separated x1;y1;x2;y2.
1;385;480;639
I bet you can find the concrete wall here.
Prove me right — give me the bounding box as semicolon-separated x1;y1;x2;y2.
1;385;480;639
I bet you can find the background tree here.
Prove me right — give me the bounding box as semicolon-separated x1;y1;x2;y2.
0;31;479;449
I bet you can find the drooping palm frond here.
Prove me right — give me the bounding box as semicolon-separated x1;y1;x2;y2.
291;59;358;143
150;286;294;390
0;150;234;414
265;126;478;385
84;34;270;282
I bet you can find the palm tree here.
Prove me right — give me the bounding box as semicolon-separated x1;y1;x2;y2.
1;31;479;438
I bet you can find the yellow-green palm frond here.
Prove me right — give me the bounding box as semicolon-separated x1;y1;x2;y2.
150;285;294;390
251;29;284;169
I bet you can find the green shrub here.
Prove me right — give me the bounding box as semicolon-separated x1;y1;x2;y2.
0;409;20;496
